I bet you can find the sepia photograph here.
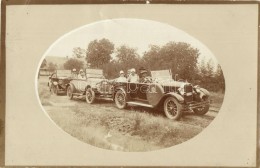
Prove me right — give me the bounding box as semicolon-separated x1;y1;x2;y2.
4;3;257;166
37;19;225;152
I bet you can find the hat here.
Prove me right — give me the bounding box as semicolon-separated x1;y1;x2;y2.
79;69;84;72
139;67;148;74
131;68;136;72
72;68;76;72
140;70;148;74
120;70;124;74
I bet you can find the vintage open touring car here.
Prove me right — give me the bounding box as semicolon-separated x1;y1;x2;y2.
112;70;210;120
48;70;73;95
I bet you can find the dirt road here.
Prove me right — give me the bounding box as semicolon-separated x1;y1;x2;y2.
38;76;222;152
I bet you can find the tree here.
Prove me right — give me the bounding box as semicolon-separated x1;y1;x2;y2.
72;47;86;58
40;59;47;68
47;62;57;72
215;64;225;93
63;58;84;71
142;45;160;68
115;45;141;71
142;42;200;81
86;38;114;68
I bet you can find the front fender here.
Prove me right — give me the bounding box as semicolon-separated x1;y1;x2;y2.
53;81;58;86
113;86;127;100
200;88;210;97
164;92;184;103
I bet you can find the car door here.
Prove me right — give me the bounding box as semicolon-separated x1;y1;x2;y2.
70;79;87;93
137;83;149;100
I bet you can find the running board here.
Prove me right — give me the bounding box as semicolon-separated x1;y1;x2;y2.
127;101;153;108
72;93;84;96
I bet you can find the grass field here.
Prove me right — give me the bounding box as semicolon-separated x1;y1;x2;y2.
38;76;223;152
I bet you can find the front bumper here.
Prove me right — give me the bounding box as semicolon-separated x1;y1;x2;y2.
186;100;210;109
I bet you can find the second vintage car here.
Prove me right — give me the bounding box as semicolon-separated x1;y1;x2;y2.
67;69;114;103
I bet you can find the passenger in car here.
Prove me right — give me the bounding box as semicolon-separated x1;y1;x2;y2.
71;68;77;78
127;68;139;83
116;70;127;82
78;69;86;79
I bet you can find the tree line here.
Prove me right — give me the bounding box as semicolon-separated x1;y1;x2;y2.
42;38;225;92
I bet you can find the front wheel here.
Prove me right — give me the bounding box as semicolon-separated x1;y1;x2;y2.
164;97;182;120
67;85;74;100
193;104;210;115
86;88;95;104
114;90;127;109
51;84;57;95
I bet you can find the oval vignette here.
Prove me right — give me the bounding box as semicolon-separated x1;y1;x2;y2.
36;18;225;152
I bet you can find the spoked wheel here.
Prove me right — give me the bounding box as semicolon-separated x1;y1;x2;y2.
115;90;127;109
67;86;74;100
86;88;95;104
164;97;182;120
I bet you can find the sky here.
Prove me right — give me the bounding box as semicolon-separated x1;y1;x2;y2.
46;18;217;65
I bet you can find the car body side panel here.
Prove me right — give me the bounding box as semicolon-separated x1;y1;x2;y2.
70;79;88;93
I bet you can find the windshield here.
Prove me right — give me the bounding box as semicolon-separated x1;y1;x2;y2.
86;69;104;79
56;70;71;77
151;69;172;81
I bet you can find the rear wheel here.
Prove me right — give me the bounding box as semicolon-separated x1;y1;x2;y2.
86;88;95;104
164;97;182;120
115;90;127;109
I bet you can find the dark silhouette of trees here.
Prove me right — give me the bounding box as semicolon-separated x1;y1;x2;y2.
63;58;84;71
47;62;58;72
68;38;225;92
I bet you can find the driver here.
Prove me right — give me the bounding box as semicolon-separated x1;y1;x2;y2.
139;68;152;83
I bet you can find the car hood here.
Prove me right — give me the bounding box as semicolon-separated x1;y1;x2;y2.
87;78;105;84
57;76;71;79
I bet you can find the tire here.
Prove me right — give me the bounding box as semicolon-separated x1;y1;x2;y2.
54;85;59;95
67;85;74;100
51;84;56;94
193;104;210;115
163;97;182;120
86;88;95;104
114;90;127;109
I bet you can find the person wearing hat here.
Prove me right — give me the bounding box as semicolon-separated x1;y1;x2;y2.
127;68;139;83
71;68;77;78
139;67;152;83
78;69;86;79
116;70;127;82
